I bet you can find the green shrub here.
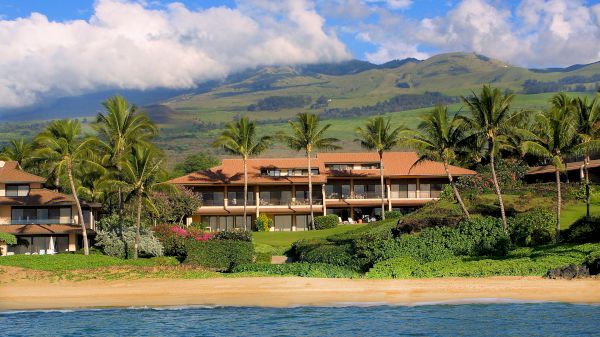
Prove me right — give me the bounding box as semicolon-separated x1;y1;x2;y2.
152;224;187;259
367;243;600;278
395;201;464;234
301;244;354;267
0;232;17;245
508;209;555;246
384;210;403;219
564;216;600;243
212;230;252;242
231;262;358;278
95;215;164;259
454;217;511;256
255;214;272;232
314;214;338;230
184;240;253;270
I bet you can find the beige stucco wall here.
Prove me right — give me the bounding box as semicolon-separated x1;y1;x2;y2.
68;233;77;252
0;205;10;225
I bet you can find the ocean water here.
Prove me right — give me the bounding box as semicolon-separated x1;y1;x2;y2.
2;303;600;336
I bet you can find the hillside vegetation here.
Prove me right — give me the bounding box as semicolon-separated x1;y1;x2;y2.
2;52;600;162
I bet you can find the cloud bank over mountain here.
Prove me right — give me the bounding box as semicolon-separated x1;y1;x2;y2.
346;0;600;67
0;0;350;108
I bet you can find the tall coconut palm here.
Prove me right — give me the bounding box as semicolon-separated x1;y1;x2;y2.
35;120;95;255
461;85;515;233
93;95;157;239
572;96;600;219
355;116;406;220
0;138;34;168
283;113;340;228
118;146;172;259
521;95;577;243
213;117;271;230
408;105;470;218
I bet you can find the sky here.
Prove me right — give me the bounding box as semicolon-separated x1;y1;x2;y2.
1;0;600;109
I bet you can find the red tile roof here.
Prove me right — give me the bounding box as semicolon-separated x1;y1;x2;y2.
169;151;475;185
0;189;74;206
526;159;600;175
0;161;46;183
0;224;94;235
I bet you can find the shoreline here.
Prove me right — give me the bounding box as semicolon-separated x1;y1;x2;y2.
2;273;600;311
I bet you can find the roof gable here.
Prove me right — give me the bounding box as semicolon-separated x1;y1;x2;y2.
0;161;47;184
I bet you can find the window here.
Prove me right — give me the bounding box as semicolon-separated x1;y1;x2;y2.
353;180;383;199
227;188;255;206
327;164;352;171
273;215;293;231
11;207;71;224
391;180;417;198
325;181;351;199
5;184;29;197
203;215;252;231
193;188;224;206
261;168;318;177
295;215;310;231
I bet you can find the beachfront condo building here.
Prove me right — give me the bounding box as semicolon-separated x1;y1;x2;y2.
0;161;100;256
170;152;476;231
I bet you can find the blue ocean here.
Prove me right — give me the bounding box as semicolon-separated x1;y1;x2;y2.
2;303;599;336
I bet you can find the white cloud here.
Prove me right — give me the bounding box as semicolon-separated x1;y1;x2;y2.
358;0;600;67
0;0;350;108
365;0;413;10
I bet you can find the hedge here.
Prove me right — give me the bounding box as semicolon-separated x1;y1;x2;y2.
314;214;338;230
564;216;600;243
184;240;254;271
0;232;17;245
231;262;358;278
508;208;555;246
367;243;600;278
384;210;403;219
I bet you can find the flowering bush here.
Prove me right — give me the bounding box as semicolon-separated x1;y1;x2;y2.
256;214;272;232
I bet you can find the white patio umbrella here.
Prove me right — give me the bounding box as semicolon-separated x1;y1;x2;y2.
48;236;55;254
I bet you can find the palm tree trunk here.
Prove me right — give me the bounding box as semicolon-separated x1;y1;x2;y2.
489;145;507;233
307;151;314;230
243;157;248;231
585;155;590;219
118;187;127;258
134;193;142;259
444;162;470;218
379;151;386;220
67;161;89;256
555;168;562;243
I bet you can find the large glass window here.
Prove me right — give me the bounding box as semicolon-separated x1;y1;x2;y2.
260;168;319;177
325;181;351;199
391;180;417;198
295;215;310;231
194;187;224;206
353;180;383;199
203;215;252;231
273;215;293;231
259;187;292;206
419;179;444;198
11;207;71;224
227;187;255;206
294;186;322;205
6;184;30;197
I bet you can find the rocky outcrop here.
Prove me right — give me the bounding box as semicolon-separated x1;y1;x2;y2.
545;258;600;279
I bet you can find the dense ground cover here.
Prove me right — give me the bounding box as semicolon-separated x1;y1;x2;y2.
253;225;362;249
0;254;179;271
367;243;600;278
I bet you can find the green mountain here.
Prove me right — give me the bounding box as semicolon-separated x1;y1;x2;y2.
2;52;600;163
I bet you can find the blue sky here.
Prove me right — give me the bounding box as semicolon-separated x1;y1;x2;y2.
0;0;574;62
1;0;600;108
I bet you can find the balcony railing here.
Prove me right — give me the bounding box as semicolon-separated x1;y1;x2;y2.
9;218;94;226
227;198;256;206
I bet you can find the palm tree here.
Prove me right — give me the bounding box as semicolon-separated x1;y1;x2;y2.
572;96;600;219
119;146;172;259
461;85;515;233
355;116;406;220
521;94;577;243
213;117;271;230
94;95;157;239
283;113;340;228
0;138;34;168
35;120;95;255
408;106;470;218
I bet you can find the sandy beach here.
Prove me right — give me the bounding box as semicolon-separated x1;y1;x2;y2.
1;268;599;310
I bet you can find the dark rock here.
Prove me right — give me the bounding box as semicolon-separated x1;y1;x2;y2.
545;264;590;279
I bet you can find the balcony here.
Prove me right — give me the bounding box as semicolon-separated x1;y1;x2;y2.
227;198;256;206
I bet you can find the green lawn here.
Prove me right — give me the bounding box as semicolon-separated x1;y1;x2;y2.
0;254;179;271
561;203;600;229
253;225;364;249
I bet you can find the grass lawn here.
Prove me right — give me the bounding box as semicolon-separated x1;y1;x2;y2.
0;254;179;271
561;202;600;229
253;225;364;249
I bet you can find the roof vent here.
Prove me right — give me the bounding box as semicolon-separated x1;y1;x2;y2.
0;161;4;168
